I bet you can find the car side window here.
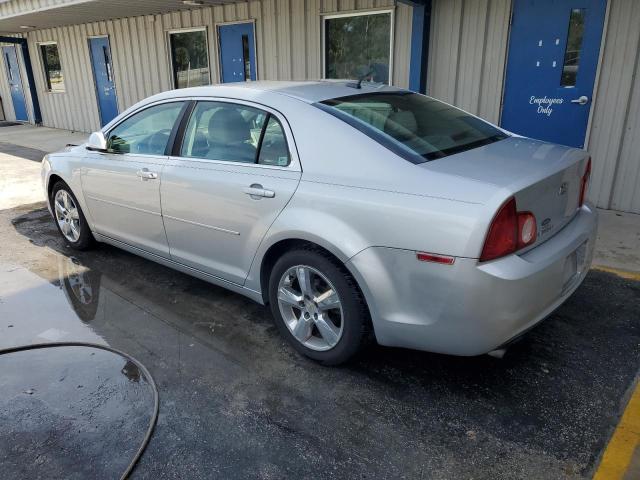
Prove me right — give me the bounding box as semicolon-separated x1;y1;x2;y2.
257;116;290;166
180;101;267;163
106;102;185;155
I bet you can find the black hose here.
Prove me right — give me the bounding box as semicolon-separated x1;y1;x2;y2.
0;342;159;480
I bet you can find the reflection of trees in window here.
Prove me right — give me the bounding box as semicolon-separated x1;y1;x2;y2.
40;43;65;92
170;30;210;89
325;13;391;84
561;9;585;87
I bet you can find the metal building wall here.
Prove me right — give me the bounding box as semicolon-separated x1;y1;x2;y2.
2;0;412;133
586;0;640;213
426;0;511;124
425;0;640;214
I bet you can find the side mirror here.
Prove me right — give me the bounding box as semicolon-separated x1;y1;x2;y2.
86;131;107;152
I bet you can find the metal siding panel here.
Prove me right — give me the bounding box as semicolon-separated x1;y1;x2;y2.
261;0;278;79
223;2;237;21
276;0;292;80
605;1;640;212
427;0;462;103
306;0;321;79
478;0;510;124
426;0;509;123
393;2;412;88
455;0;488;112
587;0;640;210
249;1;264;81
291;0;306;80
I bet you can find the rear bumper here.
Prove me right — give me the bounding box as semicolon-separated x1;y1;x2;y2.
347;203;598;355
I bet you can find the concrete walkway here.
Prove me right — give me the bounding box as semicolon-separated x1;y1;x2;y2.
1;124;639;272
0;124;87;153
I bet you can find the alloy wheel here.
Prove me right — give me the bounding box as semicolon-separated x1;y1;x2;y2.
277;265;344;351
54;189;81;243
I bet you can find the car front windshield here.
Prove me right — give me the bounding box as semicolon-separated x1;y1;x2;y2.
319;92;508;163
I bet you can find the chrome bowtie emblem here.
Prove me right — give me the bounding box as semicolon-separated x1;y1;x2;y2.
558;182;569;196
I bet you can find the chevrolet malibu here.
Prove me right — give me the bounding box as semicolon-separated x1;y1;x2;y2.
42;81;597;365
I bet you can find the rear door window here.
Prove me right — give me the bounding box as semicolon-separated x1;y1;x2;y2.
319;92;508;163
179;101;290;166
257;116;290;166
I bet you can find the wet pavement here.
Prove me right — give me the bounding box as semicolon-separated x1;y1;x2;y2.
1;202;639;479
0;346;153;479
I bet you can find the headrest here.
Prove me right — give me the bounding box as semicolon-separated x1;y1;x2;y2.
384;110;418;140
208;108;251;144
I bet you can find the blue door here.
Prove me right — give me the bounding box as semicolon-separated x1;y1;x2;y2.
2;46;28;122
217;22;257;83
89;37;119;126
501;0;607;148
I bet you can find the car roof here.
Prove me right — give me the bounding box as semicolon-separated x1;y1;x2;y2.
146;80;408;105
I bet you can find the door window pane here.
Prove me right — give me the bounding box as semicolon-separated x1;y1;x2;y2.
561;9;586;87
40;43;65;92
169;30;210;89
180;101;267;163
258;117;290;166
325;12;391;84
242;34;251;81
106;102;184;155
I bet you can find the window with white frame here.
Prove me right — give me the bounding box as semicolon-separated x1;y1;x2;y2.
40;42;65;92
324;10;393;84
169;28;210;89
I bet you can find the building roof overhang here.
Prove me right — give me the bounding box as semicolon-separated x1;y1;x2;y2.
0;0;236;34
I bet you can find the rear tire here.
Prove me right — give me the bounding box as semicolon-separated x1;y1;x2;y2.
268;247;370;365
50;181;94;251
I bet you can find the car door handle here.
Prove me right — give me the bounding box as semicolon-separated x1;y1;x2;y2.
571;95;589;105
137;168;158;180
244;184;275;198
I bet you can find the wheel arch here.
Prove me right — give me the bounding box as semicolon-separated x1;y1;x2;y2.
47;173;65;200
258;237;348;305
258;236;375;342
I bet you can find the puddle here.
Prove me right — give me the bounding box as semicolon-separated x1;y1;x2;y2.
0;346;153;479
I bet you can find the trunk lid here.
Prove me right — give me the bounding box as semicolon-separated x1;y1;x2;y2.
421;137;590;247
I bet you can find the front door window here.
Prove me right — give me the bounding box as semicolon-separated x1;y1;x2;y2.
106;102;184;155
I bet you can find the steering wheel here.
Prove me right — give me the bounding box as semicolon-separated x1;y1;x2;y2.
135;129;172;154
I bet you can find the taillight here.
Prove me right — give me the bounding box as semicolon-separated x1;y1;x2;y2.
579;157;591;207
480;197;537;262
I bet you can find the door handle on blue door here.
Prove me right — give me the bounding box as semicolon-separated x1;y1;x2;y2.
137;168;158;180
571;95;589;105
244;184;275;199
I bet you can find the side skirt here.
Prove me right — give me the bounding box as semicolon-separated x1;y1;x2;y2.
92;232;265;305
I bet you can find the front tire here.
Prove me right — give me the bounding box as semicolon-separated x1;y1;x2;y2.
50;181;94;250
268;248;370;365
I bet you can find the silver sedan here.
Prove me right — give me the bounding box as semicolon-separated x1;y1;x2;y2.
42;81;597;365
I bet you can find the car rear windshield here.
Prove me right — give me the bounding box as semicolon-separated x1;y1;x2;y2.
318;92;508;164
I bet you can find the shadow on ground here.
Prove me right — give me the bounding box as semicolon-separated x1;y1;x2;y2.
1;203;638;479
0;142;48;162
